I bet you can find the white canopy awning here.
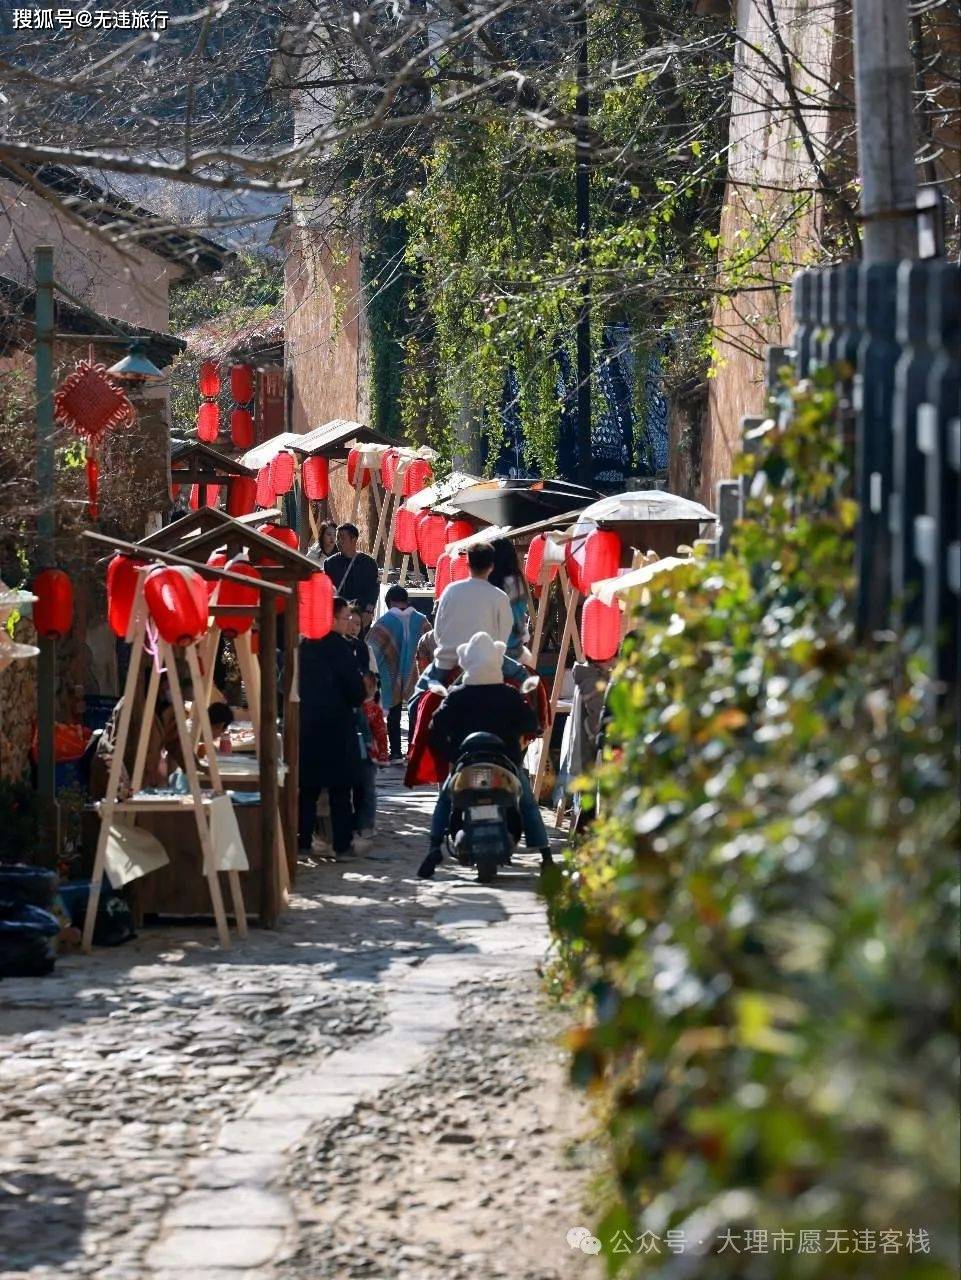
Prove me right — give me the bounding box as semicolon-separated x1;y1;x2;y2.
405;472;483;514
238;433;302;470
590;556;693;605
579;490;716;525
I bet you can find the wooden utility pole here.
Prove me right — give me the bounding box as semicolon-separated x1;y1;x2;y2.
853;0;918;261
574;0;592;487
34;246;59;858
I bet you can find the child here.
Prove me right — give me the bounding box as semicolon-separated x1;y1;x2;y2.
353;673;388;846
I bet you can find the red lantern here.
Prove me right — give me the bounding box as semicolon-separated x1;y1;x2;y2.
189;483;220;511
230;408;255;449
255;465;274;508
451;554;470;583
260;523;299;552
299;572;335;640
416;513;447;568
394;505;418;555
582;530;621;587
380;447;401;491
434;551;453;598
198;361;221;398
525;533;560;592
581;596;621;662
565;526;592;594
230;364;255;403
347;448;372;489
216;555;260;638
107;556;144;638
204;552;228;600
270;450;295;495
403;458;433;497
227;476;257;517
445;519;474;545
302;456;329;501
144;566;207;647
31;569;73;640
196;401;220;443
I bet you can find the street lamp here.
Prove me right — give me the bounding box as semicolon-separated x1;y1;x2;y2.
107;339;165;384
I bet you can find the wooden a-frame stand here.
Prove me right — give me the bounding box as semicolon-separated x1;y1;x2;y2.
82;576;249;953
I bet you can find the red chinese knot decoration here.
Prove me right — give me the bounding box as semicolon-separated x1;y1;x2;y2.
53;359;136;521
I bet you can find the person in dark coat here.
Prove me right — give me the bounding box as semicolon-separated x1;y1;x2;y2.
298;595;366;857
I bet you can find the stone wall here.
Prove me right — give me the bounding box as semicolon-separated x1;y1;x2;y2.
0;616;37;782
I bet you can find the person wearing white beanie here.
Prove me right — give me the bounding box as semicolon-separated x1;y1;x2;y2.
417;631;553;878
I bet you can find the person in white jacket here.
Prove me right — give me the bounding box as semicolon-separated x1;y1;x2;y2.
431;542;512;670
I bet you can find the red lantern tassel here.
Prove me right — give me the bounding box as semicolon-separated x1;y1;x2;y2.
86;451;100;520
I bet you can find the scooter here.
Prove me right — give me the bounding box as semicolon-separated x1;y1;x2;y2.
445;731;523;883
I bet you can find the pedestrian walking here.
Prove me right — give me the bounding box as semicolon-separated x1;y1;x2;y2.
323;522;379;632
366;585;430;760
298;595;366;858
307;520;337;566
490;537;532;661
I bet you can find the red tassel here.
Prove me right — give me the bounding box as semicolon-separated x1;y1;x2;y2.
86;452;99;520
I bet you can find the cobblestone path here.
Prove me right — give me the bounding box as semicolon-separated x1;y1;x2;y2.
1;771;601;1280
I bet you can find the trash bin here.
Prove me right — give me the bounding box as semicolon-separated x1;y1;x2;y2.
0;901;60;977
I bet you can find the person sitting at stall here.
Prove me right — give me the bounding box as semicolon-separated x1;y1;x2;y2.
195;703;236;760
323;523;379;631
417;632;552;880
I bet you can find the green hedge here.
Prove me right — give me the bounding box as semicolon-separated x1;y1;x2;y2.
548;370;959;1277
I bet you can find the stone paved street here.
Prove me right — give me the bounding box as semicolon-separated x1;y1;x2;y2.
0;770;602;1280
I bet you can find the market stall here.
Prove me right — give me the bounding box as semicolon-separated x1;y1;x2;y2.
80;535;293;950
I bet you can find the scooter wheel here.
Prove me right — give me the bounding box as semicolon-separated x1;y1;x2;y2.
476;854;498;884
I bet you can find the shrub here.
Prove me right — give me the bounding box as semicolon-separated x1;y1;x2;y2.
549;370;959;1277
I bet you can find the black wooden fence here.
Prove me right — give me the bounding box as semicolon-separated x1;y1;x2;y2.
717;259;960;713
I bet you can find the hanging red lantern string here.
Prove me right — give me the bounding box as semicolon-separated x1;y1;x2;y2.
230;407;255;449
380;447;401;491
215;555;260;639
106;555;145;638
445;519;474;545
416;513;448;568
434;551;453;598
451;553;470;583
230;363;255;403
198;361;221;398
302;456;329;501
259;524;299;553
189;483;221;511
393;505;419;555
270;450;295;495
255;465;274;508
227;476;257;517
347;448;372;489
196;401;220;443
403;458;433;497
144;566;207;647
299;572;335;639
581;596;622;662
525;533;560;594
31;569;73;639
582;529;622;586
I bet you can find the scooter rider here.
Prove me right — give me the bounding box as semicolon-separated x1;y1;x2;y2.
417;632;553;879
